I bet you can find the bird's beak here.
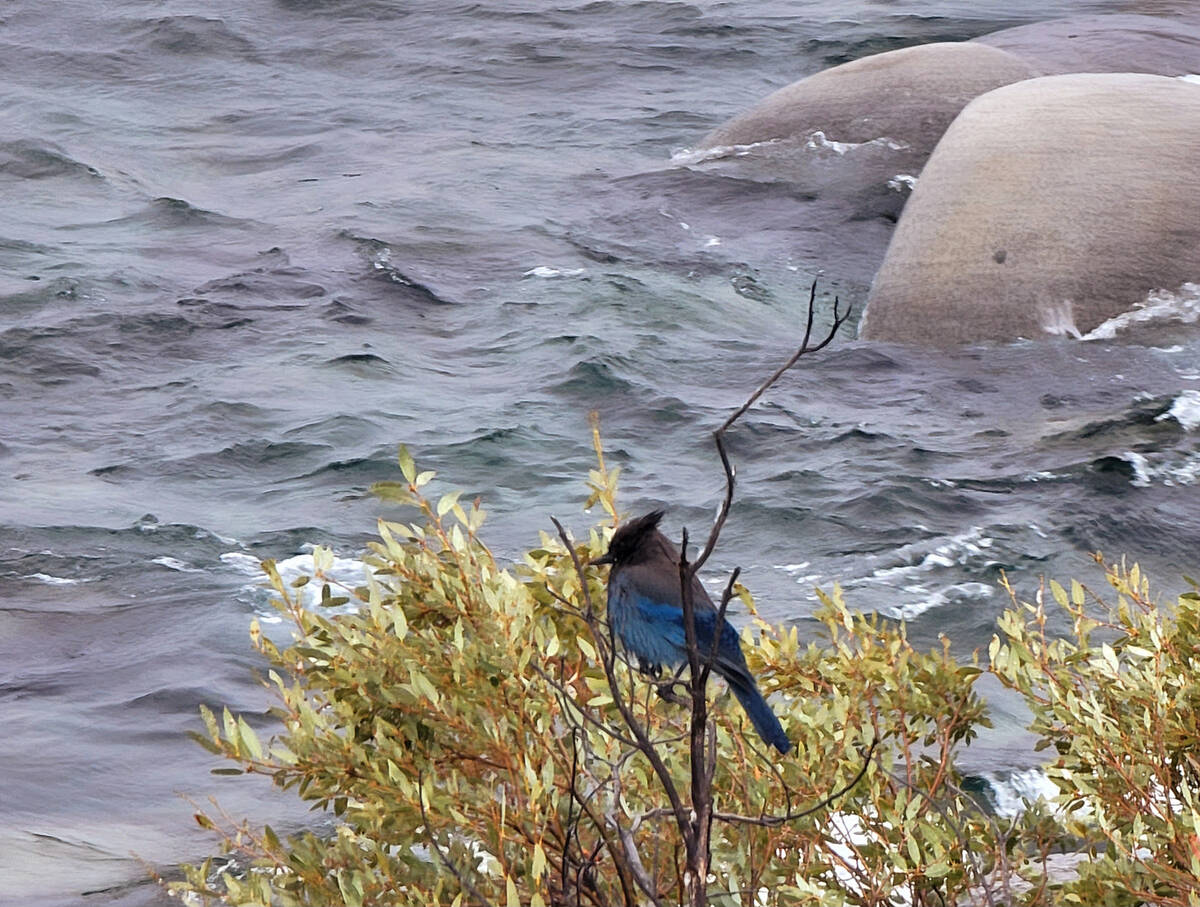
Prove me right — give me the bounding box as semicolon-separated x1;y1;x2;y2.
589;551;614;567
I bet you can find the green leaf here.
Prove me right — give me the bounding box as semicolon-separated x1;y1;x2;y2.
237;717;264;760
397;444;416;483
437;490;463;518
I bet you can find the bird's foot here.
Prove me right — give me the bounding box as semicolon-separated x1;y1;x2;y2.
637;658;662;679
653;679;689;707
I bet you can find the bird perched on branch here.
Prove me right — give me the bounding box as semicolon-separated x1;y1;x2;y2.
591;510;791;754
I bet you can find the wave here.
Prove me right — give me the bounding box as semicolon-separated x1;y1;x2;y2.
671;130;909;168
0;139;103;181
1043;282;1200;341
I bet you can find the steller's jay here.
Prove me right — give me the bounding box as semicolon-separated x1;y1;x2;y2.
591;510;791;754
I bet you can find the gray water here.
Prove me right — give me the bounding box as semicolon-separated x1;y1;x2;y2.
3;2;1200;903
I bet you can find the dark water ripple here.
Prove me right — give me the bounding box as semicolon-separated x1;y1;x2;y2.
3;0;1200;902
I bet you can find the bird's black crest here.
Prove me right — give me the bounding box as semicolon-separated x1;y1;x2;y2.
600;509;665;564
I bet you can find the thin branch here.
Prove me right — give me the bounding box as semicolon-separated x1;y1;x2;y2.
562;729;579;904
692;282;852;576
550;517;692;841
607;750;667;907
417;770;492;907
566;728;640;907
877;761;998;907
713;737;878;826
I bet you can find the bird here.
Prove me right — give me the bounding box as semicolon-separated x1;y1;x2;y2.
590;510;791;754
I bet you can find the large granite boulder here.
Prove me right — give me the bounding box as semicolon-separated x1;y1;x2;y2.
698;41;1039;162
694;14;1200;171
975;13;1200;76
859;74;1200;344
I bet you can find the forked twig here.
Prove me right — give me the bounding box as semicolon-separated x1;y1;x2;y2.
712;737;878;826
692;280;851;576
417;770;492;907
553;283;851;907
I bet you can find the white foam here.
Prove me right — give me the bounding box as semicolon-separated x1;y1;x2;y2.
1125;451;1153;488
1080;282;1200;341
1177;74;1200;85
888;581;994;621
672;132;906;166
223;547;370;617
1021;471;1061;482
219;551;262;574
1039;299;1082;339
703;235;721;248
1123;449;1200;487
669;139;781;166
887;173;918;192
522;266;586;279
870;528;993;582
1156;389;1200;431
151;556;203;573
845;528;997;619
804;130;908;155
27;573;82;585
983;768;1059;818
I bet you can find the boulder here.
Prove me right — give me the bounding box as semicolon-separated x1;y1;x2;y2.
859;74;1200;344
975;13;1200;76
698;41;1039;162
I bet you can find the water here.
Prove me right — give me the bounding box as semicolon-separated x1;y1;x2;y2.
3;2;1199;903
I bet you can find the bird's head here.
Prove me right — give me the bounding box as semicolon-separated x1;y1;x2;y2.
590;510;666;568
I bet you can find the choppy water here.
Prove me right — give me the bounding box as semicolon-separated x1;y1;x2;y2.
3;1;1200;903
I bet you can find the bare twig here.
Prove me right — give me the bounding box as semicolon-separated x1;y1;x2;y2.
550;517;691;842
607;749;667;907
554;285;852;907
692;281;851;576
417;770;492;907
712;737;878;826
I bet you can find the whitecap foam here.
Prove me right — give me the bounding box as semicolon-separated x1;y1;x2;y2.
1125;451;1153;488
1080;282;1200;341
1177;74;1200;85
886;173;917;192
778;562;810;574
804;130;908;155
151;556;203;573
27;573;83;586
669;139;782;166
671;131;906;166
1122;448;1200;487
1156;389;1200;431
869;528;994;582
219;551;262;575
1039;299;1082;339
888;581;994;621
981;768;1059;818
223;547;369;618
845;528;997;619
522;265;586;279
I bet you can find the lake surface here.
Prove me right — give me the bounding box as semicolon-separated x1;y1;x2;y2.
2;1;1199;903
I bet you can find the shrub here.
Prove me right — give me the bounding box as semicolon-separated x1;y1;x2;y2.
174;447;1200;905
175;444;1007;906
990;560;1200;906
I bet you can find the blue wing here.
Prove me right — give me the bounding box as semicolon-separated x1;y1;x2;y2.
608;575;750;681
607;572;791;754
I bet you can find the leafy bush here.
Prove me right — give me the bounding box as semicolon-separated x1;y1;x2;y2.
175;444;1008;906
990;561;1200;906
174;444;1200;905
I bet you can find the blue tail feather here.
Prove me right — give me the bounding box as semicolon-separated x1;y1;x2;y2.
728;678;791;755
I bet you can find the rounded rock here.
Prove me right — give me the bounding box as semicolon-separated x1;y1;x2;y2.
860;73;1200;344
